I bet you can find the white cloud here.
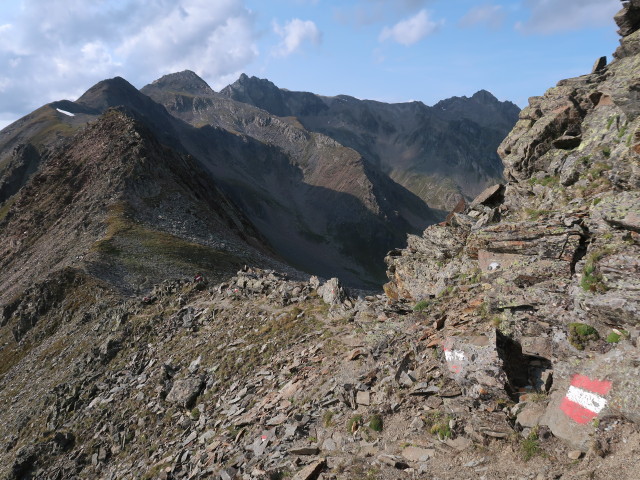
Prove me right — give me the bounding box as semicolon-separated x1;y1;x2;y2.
117;0;258;84
273;18;322;57
0;77;10;93
517;0;620;34
459;4;506;30
379;10;442;46
0;0;259;126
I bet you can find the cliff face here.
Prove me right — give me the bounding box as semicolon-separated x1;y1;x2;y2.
385;1;640;451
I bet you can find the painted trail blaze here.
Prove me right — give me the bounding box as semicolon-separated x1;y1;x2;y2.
560;374;612;424
443;347;465;374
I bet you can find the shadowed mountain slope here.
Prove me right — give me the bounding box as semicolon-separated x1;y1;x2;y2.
142;71;439;286
220;74;520;210
0;108;278;303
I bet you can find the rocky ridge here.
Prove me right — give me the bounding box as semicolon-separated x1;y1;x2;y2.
1;3;640;480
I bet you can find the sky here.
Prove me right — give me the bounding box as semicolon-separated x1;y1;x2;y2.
0;0;622;130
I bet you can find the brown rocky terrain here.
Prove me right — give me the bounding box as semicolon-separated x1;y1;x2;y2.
1;2;640;480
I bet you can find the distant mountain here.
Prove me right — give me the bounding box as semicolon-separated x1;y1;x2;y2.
220;74;520;210
0;72;441;290
142;71;438;287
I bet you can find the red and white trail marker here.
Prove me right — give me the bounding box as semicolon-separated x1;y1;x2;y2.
560;374;612;425
443;347;465;374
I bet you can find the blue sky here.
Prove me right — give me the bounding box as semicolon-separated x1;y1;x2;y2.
0;0;622;129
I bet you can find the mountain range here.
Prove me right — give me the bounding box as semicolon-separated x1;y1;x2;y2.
0;72;518;290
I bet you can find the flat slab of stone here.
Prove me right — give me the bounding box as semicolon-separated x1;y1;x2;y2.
469;184;505;209
516;402;546;428
291;459;326;480
356;391;370;406
165;376;203;408
289;446;320;456
402;446;435;462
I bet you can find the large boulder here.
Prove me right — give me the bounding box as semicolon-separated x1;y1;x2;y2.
442;330;531;400
165;375;204;408
542;342;640;450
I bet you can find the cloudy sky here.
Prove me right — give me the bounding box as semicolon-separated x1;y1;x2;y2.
0;0;622;129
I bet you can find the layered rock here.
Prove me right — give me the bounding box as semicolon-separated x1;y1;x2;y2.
385;0;640;454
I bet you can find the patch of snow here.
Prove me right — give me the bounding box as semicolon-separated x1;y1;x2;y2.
56;108;75;117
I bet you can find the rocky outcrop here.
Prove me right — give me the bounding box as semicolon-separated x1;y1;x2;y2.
384;0;640;459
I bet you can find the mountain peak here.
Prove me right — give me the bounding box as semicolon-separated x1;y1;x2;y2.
76;76;139;109
148;70;214;96
220;74;289;116
471;89;498;104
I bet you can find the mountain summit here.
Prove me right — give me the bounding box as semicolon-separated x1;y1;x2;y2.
147;70;216;97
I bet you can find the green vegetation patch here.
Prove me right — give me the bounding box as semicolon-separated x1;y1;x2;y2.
606;332;621;343
528;175;559;187
92;202;246;280
568;323;600;351
580;248;612;293
606;329;628;343
422;411;452;440
520;429;541;461
368;414;383;432
413;300;429;312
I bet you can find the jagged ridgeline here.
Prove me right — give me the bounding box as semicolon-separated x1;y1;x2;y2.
1;2;639;478
0;67;517;292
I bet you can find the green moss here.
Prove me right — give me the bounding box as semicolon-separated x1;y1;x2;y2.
601;146;611;158
368;414;383;432
413;300;429;312
528;175;559;187
606;332;621;343
568;323;599;350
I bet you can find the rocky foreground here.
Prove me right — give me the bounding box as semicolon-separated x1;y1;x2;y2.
2;2;640;480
